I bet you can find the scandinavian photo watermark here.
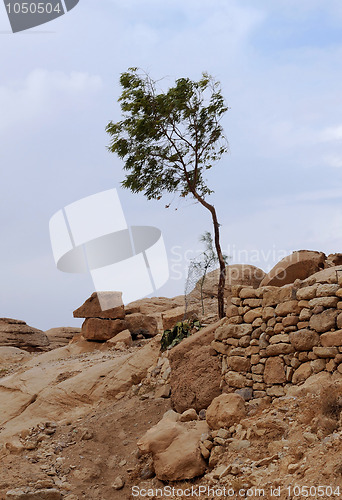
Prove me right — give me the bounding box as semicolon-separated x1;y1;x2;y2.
169;244;292;283
3;0;79;33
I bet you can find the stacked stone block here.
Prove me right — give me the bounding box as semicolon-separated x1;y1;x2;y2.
212;278;342;400
73;292;128;341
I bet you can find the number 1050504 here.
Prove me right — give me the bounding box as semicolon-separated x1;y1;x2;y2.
6;2;62;14
287;486;340;497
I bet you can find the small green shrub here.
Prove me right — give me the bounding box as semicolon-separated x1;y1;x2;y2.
161;319;201;351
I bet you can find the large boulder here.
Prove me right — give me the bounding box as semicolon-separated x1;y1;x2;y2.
73;292;125;320
225;264;266;291
125;313;159;337
287;371;335;398
260;250;326;287
169;322;222;413
126;296;207;333
206;393;246;430
137;410;208;481
0;318;50;352
190;265;265;299
161;306;197;330
125;296;184;315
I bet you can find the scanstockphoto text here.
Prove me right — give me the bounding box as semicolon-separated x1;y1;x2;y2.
131;485;270;498
131;484;342;497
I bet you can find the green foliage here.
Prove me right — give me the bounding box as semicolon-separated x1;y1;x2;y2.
161;319;202;351
106;68;229;319
198;231;229;268
106;68;229;201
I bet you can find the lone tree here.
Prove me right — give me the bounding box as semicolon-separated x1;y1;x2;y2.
106;68;229;318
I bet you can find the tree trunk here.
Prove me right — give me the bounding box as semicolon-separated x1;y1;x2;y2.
210;207;226;319
191;192;226;318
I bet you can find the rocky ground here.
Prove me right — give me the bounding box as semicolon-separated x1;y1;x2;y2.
0;337;170;499
0;389;170;499
2;336;342;500
3;251;342;499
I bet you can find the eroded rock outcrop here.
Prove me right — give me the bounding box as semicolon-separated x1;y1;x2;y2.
0;336;160;441
0;318;49;352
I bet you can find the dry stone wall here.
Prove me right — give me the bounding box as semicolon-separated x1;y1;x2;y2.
212;277;342;400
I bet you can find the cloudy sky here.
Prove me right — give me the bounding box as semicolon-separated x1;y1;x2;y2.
1;0;342;330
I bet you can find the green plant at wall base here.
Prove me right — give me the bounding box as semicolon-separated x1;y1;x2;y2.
161;319;202;351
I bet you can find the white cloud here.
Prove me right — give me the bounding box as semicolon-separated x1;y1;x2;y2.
220;202;342;273
322;154;342;168
109;0;265;77
0;70;103;134
261;188;342;207
319;125;342;142
296;188;342;202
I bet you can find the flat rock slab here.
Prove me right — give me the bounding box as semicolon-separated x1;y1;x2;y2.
0;347;32;364
73;292;124;319
0;337;160;443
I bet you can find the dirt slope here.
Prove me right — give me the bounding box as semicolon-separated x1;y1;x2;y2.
2;334;342;499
